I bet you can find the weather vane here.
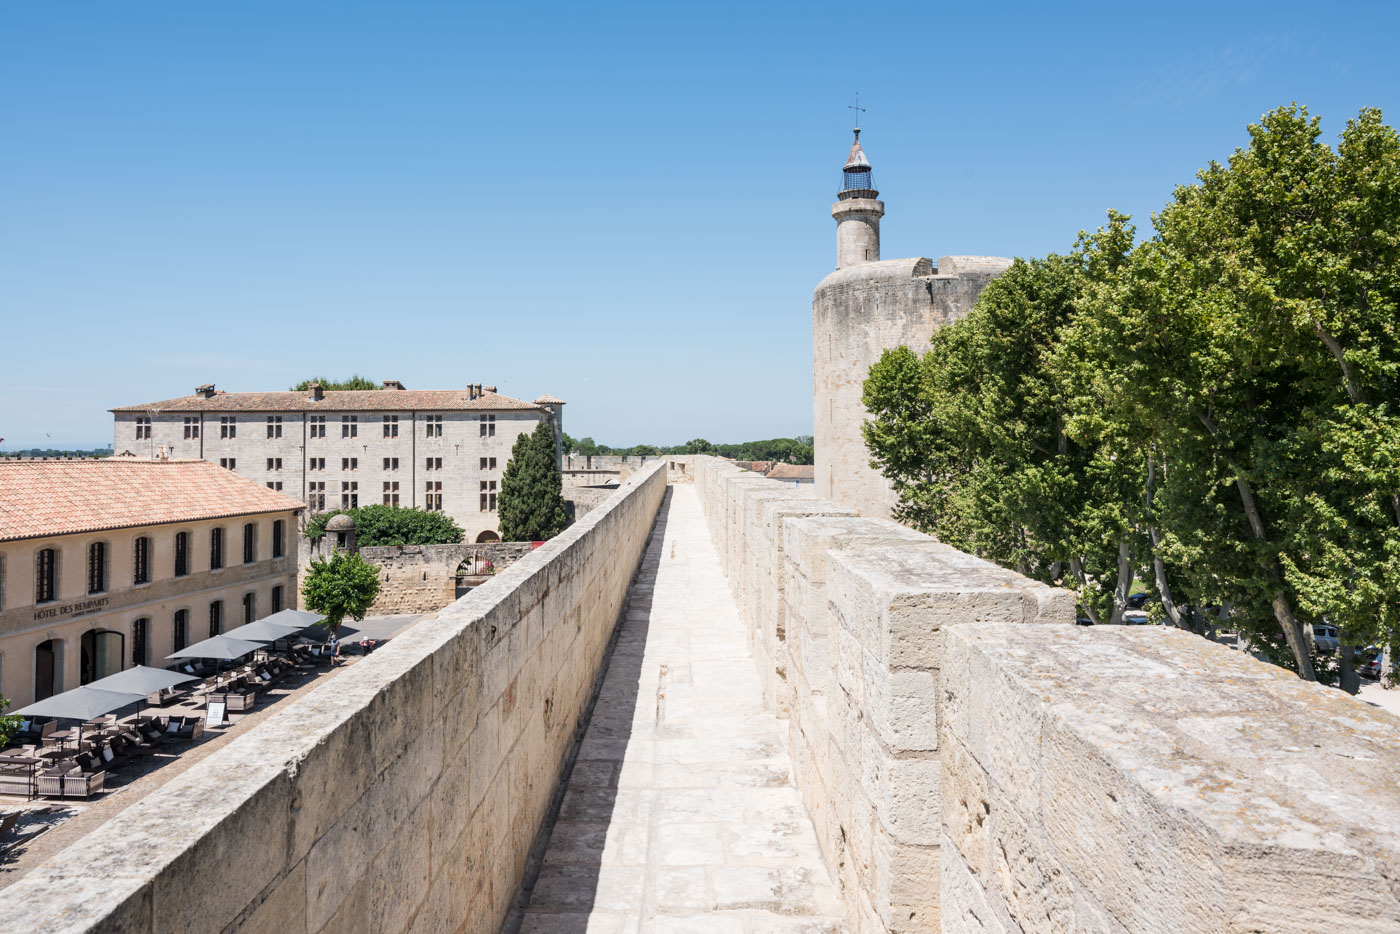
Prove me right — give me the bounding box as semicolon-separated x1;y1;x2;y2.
849;92;866;130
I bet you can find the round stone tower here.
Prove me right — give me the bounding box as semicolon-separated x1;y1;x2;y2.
832;129;884;268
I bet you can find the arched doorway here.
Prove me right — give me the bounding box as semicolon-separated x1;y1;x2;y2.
475;530;500;544
34;639;61;701
80;629;124;685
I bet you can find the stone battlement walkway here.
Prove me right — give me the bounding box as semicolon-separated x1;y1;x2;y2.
520;485;846;934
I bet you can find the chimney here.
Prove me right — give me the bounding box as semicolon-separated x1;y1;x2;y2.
382;380;407;390
308;382;324;401
483;385;496;394
195;383;216;398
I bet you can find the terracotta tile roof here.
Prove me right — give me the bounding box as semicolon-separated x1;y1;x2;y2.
533;394;566;405
766;464;815;480
110;388;546;414
0;460;304;542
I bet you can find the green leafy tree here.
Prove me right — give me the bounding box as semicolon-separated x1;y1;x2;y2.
498;421;570;541
628;444;659;456
302;550;382;635
290;374;380;391
304;505;464;545
0;697;22;748
682;438;716;454
573;437;602;456
560;432;577;456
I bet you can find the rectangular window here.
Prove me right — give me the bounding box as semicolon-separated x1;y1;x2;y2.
383;481;400;506
209;600;223;637
132;618;149;667
383;415;399;438
184;416;200;439
425;481;443;511
341;457;358;471
382;457;399;470
220;416;237;439
243;523;256;564
133;537;150;584
266;481;283;491
273;520;285;558
174;532;189;577
309;457;326;471
220;457;236;470
36;548;57;602
426;414;443;438
135;416;152;440
425;457;442;471
341;481;359;508
267;457;283;471
308;482;326;511
266;415;283;438
271;585;283;614
479;414;495;437
479;456;498;470
342;415;358;438
210;527;224;570
242;592;256;625
87;541;106;594
479;480;497;512
309;415;326;438
173;609;189;652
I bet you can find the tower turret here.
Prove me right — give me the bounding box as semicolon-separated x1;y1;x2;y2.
832;128;884;268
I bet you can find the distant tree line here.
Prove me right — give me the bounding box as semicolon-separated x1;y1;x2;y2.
562;434;814;465
290;374;381;391
863;105;1400;690
1;447;112;459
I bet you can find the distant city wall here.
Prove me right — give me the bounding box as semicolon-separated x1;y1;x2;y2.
3;459;669;934
691;455;1400;933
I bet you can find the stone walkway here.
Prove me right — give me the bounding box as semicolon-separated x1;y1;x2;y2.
520;486;846;934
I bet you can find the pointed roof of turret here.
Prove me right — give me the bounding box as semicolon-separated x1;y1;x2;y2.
844;128;871;171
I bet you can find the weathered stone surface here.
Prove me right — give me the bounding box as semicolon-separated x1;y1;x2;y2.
941;622;1400;932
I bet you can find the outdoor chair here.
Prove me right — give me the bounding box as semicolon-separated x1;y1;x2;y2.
174;718;203;743
13;720;55;746
36;765;71;798
61;767;105;799
0;764;34;797
137;722;170;748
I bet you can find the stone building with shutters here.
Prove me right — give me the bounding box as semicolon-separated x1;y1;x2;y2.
111;381;565;543
0;460;303;705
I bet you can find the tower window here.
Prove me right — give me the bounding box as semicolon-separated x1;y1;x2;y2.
184;417;200;439
341;415;358;438
383;481;400;506
135;416;152;440
425;414;443;438
479;414;495;437
309;415;326;438
425;481;442;511
383;415;399;438
220;416;237;439
267;416;283;438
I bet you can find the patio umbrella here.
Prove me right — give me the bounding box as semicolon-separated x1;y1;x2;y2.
11;686;148;753
221;618;305;643
86;665;197;696
165;635;264;662
254;609;325;629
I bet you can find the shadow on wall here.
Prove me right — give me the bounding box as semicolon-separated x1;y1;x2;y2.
504;490;665;931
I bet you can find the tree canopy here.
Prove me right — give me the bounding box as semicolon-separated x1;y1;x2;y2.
304;505;465;546
499;421;570;541
301;550;382;635
863;105;1400;688
290;375;380;391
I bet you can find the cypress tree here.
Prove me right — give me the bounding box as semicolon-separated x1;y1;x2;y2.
498;421;570;541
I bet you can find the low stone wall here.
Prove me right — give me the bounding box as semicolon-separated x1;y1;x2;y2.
692;456;1069;934
693;454;1400;933
5;459;669;934
941;623;1400;931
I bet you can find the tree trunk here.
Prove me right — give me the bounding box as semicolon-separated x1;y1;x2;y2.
1233;470;1316;679
1107;540;1131;626
1070;557;1099;624
1145;453;1187;629
1339;645;1360;695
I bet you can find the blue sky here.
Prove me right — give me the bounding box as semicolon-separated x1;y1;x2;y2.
2;1;1396;449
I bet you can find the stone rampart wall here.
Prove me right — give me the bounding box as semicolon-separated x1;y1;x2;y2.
5;459;669;934
693;454;1400;933
940;623;1400;932
692;455;1070;934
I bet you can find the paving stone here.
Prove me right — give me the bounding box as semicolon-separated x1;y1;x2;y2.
521;486;846;933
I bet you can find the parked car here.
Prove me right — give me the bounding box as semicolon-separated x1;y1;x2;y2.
1122;610;1153;625
1358;647;1383;680
1313;624;1340;654
1075;616;1095;626
1126;592;1151;610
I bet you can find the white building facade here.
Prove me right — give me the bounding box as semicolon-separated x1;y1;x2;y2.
112;382;565;543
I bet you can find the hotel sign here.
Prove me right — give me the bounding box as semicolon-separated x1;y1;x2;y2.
33;597;110;622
